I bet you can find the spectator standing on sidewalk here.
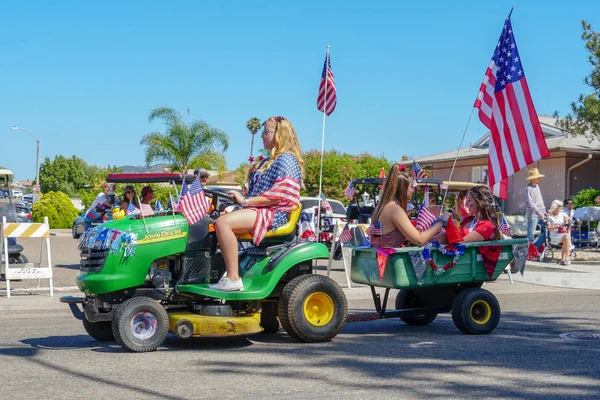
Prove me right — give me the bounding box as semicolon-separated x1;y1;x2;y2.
525;168;546;241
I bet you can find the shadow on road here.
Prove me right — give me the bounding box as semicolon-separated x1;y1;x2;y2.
54;263;81;270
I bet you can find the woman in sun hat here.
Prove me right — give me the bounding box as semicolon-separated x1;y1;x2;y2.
525;167;546;242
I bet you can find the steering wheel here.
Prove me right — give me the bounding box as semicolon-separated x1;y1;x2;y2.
203;188;236;213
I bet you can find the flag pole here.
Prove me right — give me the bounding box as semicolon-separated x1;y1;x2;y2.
315;45;330;243
440;108;475;214
136;194;149;233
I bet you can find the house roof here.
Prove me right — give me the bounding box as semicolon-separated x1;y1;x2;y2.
401;116;600;165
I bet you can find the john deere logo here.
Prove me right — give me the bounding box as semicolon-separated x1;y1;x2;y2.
138;229;187;244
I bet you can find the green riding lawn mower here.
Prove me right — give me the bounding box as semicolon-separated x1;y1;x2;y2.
61;174;348;352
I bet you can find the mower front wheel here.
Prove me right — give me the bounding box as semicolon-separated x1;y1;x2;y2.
112;297;169;352
278;274;347;343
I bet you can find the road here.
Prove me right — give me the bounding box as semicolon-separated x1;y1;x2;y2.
0;234;599;399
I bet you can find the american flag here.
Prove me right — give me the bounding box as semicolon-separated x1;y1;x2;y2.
412;160;426;181
474;12;550;199
339;223;353;244
344;182;356;199
499;215;511;236
317;50;337;116
366;221;382;237
423;185;430;205
416;203;436;232
140;203;154;217
179;176;211;225
125;202;140;216
319;192;332;211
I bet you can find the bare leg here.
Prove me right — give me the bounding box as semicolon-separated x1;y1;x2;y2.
561;236;567;262
215;209;257;281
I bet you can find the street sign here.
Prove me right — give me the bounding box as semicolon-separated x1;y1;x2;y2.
33;185;41;193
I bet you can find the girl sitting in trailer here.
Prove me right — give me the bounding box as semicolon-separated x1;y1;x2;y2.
367;164;451;248
436;185;500;243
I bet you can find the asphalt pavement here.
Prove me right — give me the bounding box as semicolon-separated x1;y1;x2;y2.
1;233;600;399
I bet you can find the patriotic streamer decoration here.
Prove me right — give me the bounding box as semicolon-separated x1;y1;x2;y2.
78;227;138;258
422;241;465;275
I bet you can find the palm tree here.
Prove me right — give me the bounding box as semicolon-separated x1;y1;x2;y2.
141;107;229;174
246;117;261;159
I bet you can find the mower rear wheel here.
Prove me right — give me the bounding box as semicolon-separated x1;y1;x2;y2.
278;274;347;343
112;297;169;352
83;314;115;341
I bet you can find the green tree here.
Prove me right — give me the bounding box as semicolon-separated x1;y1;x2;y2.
301;150;391;203
246;117;261;159
39;155;88;197
141;106;229;173
32;191;78;228
555;21;600;137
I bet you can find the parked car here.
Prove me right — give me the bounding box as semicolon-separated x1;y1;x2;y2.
299;196;346;220
15;204;32;223
22;194;33;205
11;189;23;198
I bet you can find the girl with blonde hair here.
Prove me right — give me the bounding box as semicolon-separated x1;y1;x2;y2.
210;116;304;291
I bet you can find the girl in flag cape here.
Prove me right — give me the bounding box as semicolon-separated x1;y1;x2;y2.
209;116;303;292
369;164;451;248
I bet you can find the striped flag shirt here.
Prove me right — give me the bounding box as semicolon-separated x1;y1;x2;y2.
474;13;550;199
180;177;211;225
317;50;337;116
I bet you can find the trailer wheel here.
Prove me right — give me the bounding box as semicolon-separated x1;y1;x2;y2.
278;274;347;342
452;288;500;334
112;297;169;352
83;315;115;341
395;289;437;326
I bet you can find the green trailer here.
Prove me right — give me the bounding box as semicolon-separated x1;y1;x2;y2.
349;239;528;333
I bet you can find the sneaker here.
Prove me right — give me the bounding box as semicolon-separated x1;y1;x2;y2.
208;276;244;292
565;260;571;265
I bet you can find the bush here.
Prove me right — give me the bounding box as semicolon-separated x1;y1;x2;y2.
572;188;600;209
32;191;79;228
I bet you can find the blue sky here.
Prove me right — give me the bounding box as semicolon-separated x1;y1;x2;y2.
1;0;597;180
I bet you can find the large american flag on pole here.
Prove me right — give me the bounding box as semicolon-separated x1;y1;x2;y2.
474;11;550;199
179;177;211;225
317;48;337;116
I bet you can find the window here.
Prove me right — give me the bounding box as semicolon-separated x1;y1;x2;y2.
471;166;488;184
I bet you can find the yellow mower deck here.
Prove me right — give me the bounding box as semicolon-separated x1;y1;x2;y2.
168;312;263;338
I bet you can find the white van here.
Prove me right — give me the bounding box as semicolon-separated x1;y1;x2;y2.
11;189;23;198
